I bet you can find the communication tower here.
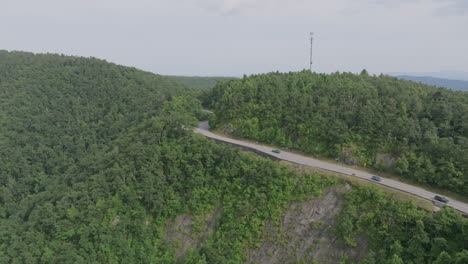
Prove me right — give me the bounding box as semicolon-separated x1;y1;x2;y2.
309;32;314;71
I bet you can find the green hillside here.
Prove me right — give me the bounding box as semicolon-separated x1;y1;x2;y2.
167;75;237;91
208;71;468;195
0;52;466;264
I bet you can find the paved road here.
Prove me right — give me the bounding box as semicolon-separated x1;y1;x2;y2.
195;121;468;214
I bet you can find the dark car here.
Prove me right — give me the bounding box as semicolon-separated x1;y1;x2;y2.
434;195;449;203
371;175;382;182
272;149;281;154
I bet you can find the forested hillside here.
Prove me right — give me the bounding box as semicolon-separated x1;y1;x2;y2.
208;71;468;195
167;75;237;91
0;51;198;262
167;75;238;108
337;187;468;264
0;51;338;263
0;52;466;264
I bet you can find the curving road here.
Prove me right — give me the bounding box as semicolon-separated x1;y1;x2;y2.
195;121;468;215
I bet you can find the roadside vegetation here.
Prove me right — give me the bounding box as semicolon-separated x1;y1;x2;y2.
338;187;468;264
281;161;434;211
207;70;468;196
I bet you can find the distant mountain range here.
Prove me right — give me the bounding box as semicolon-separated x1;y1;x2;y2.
389;71;468;81
395;75;468;91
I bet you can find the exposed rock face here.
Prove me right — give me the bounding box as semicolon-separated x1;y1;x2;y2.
164;185;369;264
344;157;359;166
341;146;360;166
246;184;369;264
375;153;396;168
164;207;221;259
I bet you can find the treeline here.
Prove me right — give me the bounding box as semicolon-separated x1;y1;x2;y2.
167;75;237;91
397;75;468;92
166;75;238;109
207;71;468;195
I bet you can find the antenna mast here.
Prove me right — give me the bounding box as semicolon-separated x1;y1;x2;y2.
309;32;314;71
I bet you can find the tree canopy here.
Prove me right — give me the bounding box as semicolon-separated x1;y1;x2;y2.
0;51;335;263
208;71;468;195
1;52;466;263
337;186;468;264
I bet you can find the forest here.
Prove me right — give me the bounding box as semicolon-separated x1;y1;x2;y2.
207;71;468;195
167;75;238;91
337;187;468;264
0;51;466;263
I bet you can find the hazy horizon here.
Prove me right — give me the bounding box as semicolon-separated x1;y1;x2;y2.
2;0;468;76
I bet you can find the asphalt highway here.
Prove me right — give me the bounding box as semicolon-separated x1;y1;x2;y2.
195;121;468;214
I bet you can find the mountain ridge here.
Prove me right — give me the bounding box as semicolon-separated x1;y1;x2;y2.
389;71;468;81
396;75;468;91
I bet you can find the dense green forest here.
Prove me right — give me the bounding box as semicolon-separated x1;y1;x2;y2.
207;71;468;195
338;187;468;264
167;75;238;108
167;75;237;91
0;51;466;263
0;51;335;263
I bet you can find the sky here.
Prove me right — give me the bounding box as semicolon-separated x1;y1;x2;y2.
1;0;468;76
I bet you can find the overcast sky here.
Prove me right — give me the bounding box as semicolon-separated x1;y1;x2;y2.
1;0;467;76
